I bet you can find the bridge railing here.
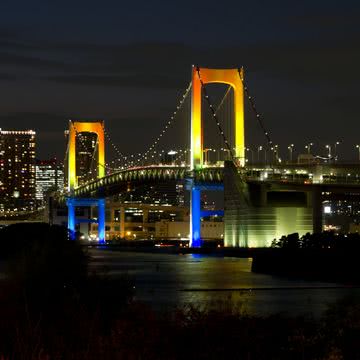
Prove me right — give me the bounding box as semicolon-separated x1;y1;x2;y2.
63;163;360;199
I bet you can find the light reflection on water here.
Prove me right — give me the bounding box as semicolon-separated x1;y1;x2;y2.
89;249;360;317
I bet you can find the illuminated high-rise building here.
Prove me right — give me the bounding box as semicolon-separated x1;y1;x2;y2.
176;182;185;206
0;129;36;210
35;159;64;201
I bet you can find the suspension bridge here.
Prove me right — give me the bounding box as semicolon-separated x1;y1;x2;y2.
60;66;360;247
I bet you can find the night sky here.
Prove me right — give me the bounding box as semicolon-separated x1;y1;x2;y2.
0;0;359;161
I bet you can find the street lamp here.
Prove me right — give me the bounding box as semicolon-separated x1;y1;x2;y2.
287;144;294;163
356;145;360;161
183;149;189;166
167;150;177;165
334;141;341;162
305;143;313;155
272;144;279;163
246;148;254;164
257;145;263;162
203;148;211;165
210;148;216;164
220;147;231;161
325;145;332;160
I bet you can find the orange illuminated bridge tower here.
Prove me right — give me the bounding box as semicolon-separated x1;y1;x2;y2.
68;120;105;191
189;66;245;247
66;120;106;243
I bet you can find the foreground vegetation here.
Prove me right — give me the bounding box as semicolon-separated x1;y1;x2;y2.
1;224;360;359
252;231;360;283
271;231;360;250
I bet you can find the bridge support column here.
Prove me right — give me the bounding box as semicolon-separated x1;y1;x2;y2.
120;207;125;239
259;184;267;207
190;186;201;247
98;198;105;243
312;187;323;234
66;198;106;244
68;200;76;240
188;179;224;248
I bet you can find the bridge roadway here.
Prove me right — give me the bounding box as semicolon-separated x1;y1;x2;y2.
71;162;360;198
73;165;224;198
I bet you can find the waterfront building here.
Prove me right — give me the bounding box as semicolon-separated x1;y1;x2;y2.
90;201;188;240
0;129;36;211
155;219;223;240
35;159;64;202
85;200;223;241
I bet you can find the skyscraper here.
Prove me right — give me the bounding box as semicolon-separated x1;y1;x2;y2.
0;129;36;211
35;159;64;202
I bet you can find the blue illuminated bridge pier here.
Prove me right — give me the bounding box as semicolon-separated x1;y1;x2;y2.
58;66;360;247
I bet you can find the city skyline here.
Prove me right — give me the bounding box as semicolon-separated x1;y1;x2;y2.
2;124;360;163
0;0;359;159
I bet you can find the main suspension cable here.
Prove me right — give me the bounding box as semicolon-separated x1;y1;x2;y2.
237;68;278;161
129;81;192;167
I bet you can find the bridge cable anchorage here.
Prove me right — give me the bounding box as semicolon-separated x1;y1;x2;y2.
236;68;279;163
195;67;236;165
127;81;192;168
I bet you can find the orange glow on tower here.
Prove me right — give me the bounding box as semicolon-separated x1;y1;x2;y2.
68;120;105;191
191;66;245;169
